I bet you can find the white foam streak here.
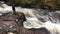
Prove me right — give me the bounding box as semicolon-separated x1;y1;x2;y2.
0;3;60;34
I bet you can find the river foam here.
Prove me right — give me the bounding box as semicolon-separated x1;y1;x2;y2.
0;2;60;34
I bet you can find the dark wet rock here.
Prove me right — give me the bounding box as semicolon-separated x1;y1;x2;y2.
0;12;26;26
7;31;19;34
16;12;26;22
35;28;50;34
0;29;6;34
20;26;50;34
0;21;20;34
15;12;26;26
0;12;27;34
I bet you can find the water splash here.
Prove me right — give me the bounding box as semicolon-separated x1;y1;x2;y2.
0;2;60;34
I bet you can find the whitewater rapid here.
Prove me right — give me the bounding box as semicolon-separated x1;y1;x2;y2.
0;2;60;34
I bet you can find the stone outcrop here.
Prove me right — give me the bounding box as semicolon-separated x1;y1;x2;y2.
0;12;26;34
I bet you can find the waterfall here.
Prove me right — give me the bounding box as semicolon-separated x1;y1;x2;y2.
0;2;60;34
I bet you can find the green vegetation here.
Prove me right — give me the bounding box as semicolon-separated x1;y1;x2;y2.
8;0;43;8
1;0;60;10
8;0;35;6
56;0;60;10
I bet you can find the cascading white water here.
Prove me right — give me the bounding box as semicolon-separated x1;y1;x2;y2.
0;1;60;34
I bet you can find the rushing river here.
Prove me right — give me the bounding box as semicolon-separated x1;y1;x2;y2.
0;1;60;34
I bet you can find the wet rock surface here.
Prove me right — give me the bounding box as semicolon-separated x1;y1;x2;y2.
0;12;51;34
0;12;25;34
21;27;50;34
